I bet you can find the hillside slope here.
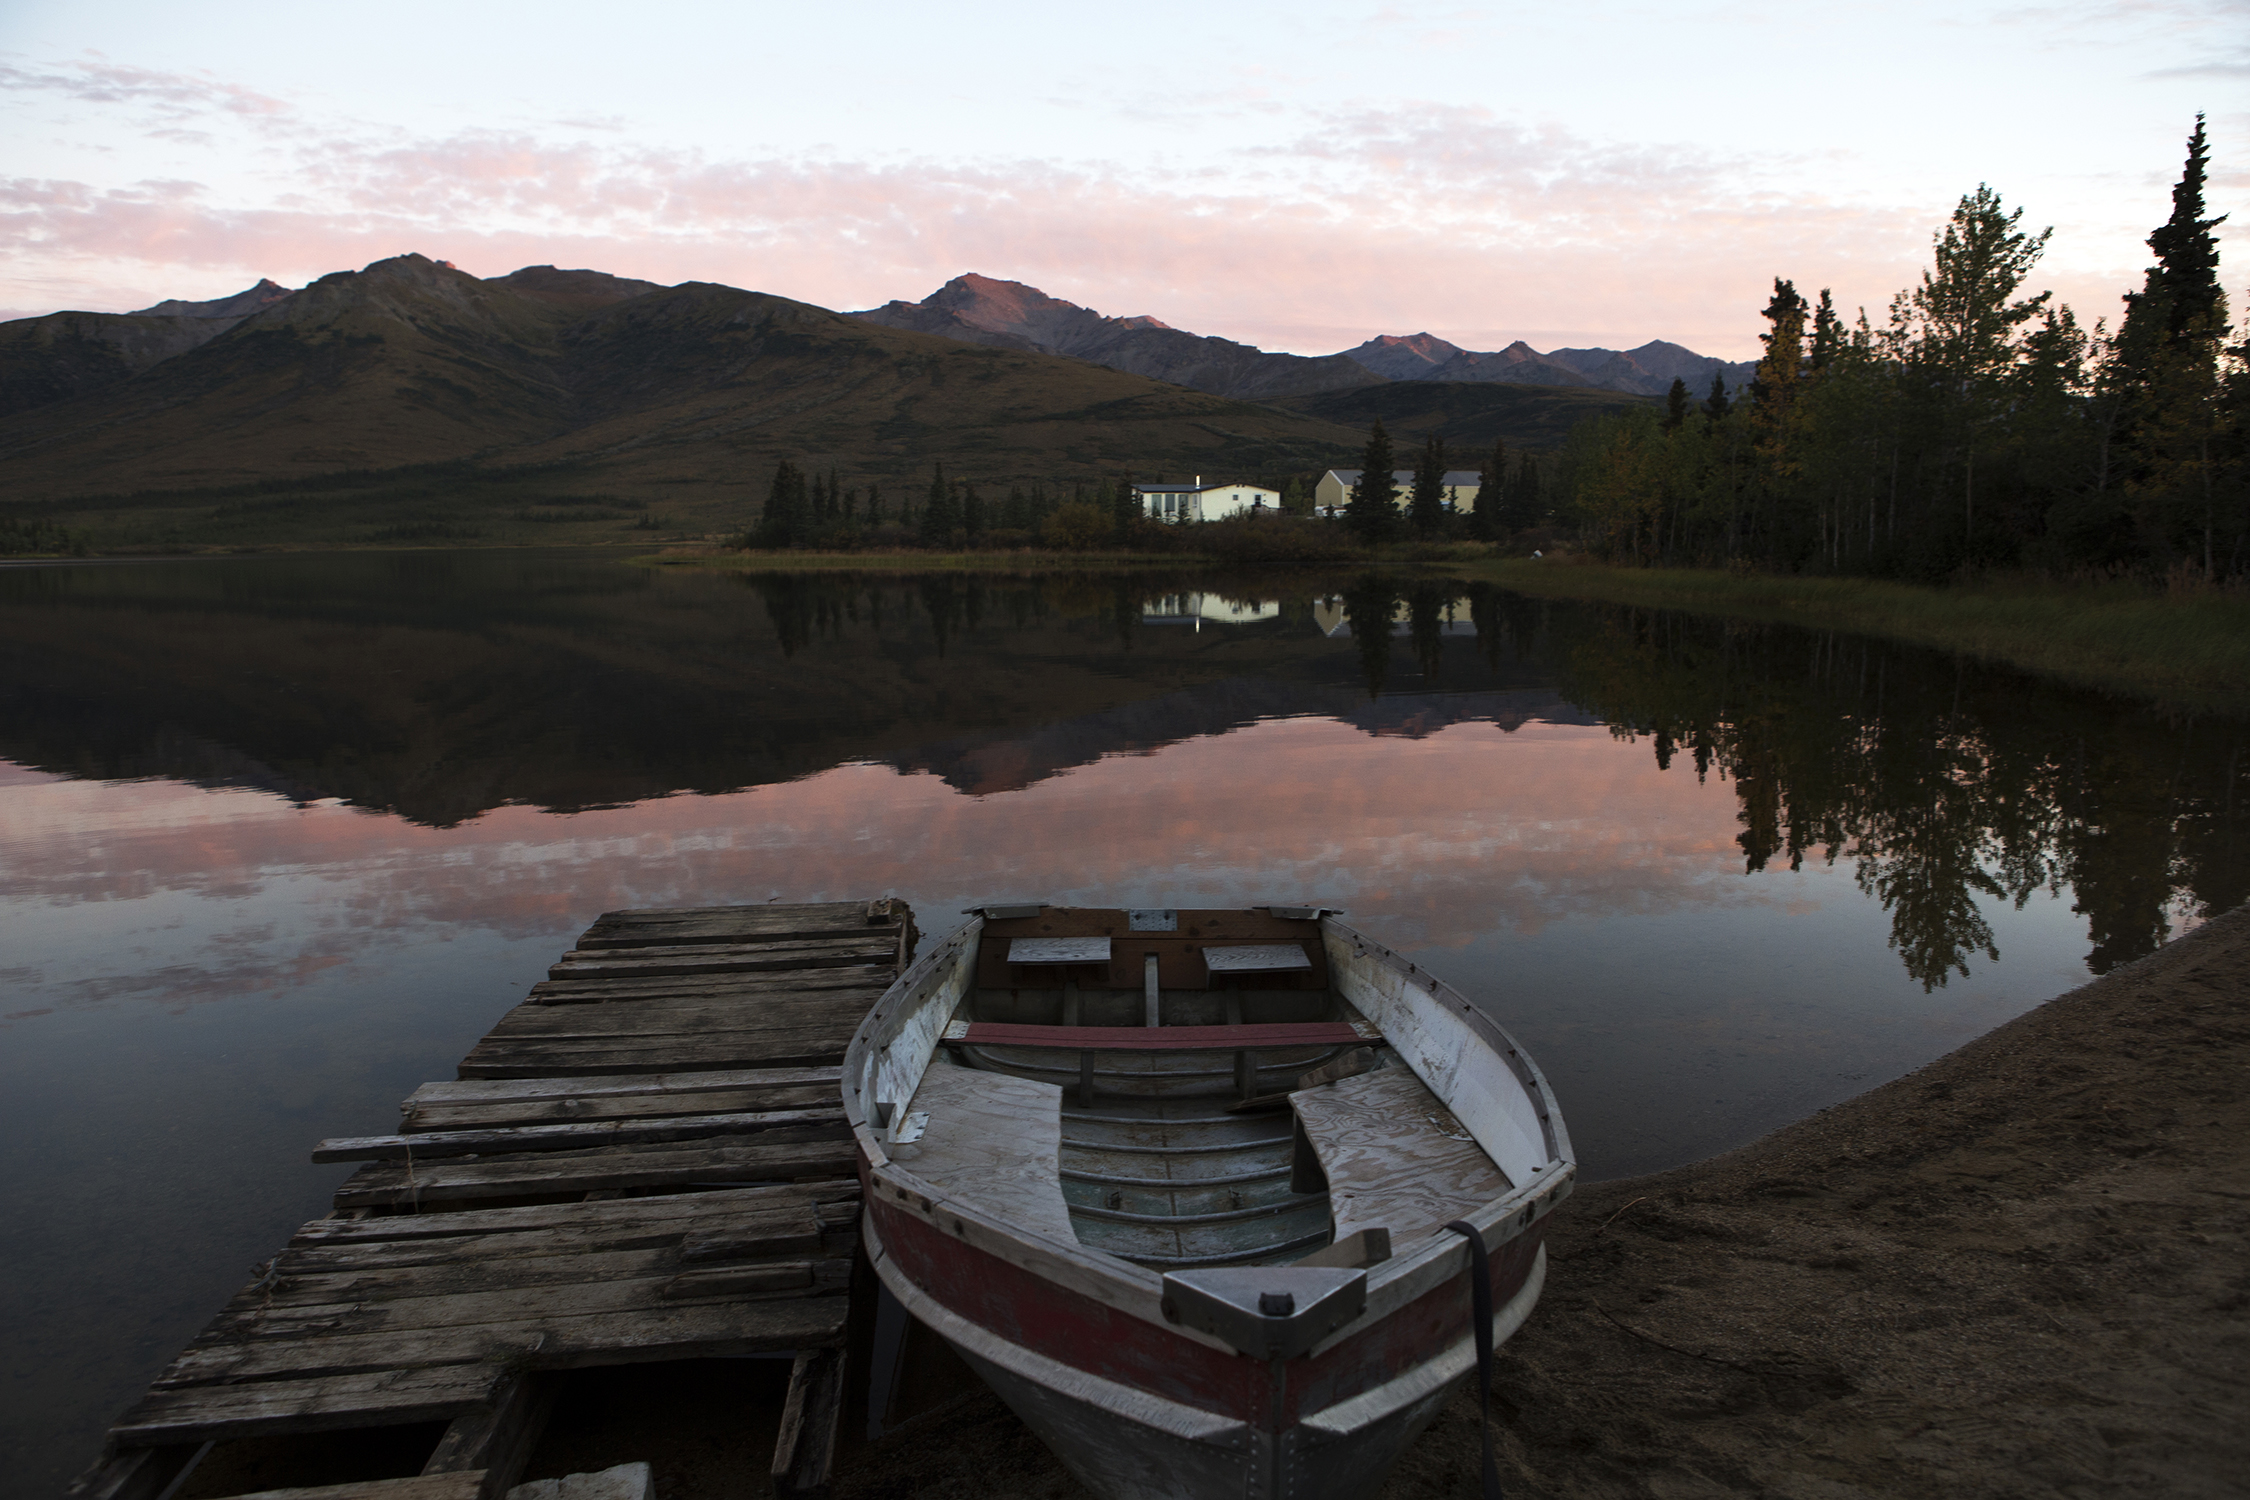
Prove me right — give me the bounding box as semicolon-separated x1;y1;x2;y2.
1275;378;1651;453
0;312;245;421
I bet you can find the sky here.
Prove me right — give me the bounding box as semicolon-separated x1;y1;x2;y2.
1;0;2242;359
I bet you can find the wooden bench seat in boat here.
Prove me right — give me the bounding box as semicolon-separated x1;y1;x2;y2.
946;1020;1377;1051
1290;1064;1513;1249
890;1059;1077;1242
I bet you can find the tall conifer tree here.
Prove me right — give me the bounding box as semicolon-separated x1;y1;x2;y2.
1409;433;1447;537
1702;372;1732;428
1664;379;1690;431
2143;114;2228;343
1346;420;1398;545
920;461;957;546
1471;437;1507;540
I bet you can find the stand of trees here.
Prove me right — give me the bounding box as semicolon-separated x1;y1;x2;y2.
745;461;1150;550
1556;119;2245;581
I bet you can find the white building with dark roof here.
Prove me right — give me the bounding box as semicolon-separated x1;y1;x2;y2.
1133;478;1281;522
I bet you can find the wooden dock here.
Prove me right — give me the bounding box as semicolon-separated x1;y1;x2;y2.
70;899;916;1500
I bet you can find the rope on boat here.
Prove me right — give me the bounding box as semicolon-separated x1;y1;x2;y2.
1443;1219;1504;1500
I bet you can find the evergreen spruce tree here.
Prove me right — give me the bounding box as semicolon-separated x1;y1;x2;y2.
867;482;883;527
962;483;984;542
2141;114;2228;344
1111;475;1138;537
1664;379;1691;432
1702;372;1732;429
1471;437;1506;540
2117;116;2238;573
1409;433;1447;537
757;459;808;547
1810;289;1842;371
1503;456;1543;532
920;462;957;546
1346;420;1398;545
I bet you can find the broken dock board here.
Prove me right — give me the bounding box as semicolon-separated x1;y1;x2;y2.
73;899;910;1500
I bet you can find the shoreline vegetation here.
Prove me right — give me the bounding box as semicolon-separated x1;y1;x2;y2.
822;899;2250;1499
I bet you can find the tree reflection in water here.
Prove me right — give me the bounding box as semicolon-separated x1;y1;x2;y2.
1337;576;2246;989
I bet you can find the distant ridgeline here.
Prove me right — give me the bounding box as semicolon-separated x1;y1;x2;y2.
1548;117;2248;584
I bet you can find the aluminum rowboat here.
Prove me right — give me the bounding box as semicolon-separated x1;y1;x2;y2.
844;905;1573;1500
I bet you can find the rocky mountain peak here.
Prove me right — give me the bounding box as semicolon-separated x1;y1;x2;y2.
130;278;296;320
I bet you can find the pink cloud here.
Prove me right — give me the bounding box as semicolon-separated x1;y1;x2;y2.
0;57;289;122
0;61;2161;359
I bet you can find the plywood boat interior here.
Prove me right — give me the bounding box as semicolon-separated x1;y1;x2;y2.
940;907;1373;1268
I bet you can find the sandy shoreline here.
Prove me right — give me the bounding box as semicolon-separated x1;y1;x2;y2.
833;902;2250;1499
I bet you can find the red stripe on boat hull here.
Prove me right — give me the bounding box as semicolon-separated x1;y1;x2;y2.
866;1187;1544;1431
962;1021;1367;1051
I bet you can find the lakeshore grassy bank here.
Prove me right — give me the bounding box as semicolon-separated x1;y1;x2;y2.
1456;558;2250;714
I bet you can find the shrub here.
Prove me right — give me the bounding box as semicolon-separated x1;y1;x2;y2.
1193;515;1359;565
1041;502;1114;550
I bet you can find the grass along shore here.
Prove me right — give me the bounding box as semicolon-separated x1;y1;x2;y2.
1457;558;2250;713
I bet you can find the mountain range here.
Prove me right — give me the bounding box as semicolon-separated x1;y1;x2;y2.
851;273;1752;401
0;260;1677;527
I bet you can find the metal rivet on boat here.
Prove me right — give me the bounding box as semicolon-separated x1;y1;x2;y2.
1259;1292;1296;1317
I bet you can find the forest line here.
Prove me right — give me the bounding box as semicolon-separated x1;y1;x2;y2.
1542;118;2242;582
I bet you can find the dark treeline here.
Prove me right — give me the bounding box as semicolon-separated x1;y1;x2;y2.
746;460;1148;550
0;516;89;557
742;459;1358;562
1554;119;2245;581
1337;574;2248;986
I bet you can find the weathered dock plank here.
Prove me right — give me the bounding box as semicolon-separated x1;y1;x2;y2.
155;1298;850;1389
549;937;901;980
113;1366;505;1446
576;901;901;950
286;1182;858;1247
403;1066;839;1108
316;1105;845;1162
456;1035;863;1078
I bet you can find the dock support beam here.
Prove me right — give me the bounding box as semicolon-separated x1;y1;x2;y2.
422;1372;552;1499
1144;954;1161;1028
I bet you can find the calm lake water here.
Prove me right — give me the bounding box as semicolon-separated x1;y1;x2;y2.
2;549;2243;1494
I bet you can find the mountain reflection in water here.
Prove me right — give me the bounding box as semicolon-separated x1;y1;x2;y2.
0;552;2242;989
